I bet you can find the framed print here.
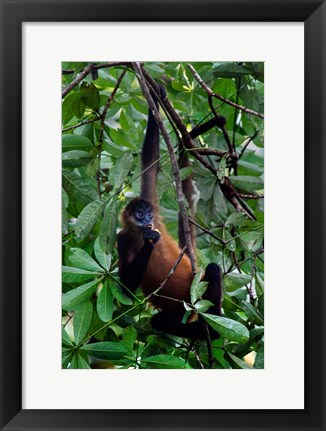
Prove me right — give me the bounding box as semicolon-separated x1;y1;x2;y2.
0;1;325;430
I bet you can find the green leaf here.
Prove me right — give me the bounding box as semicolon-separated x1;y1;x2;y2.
62;266;98;283
62;328;73;347
224;273;251;291
75;199;106;239
80;82;100;111
62;150;93;168
213;63;252;78
241;301;264;325
228;175;264;193
62;134;94;152
76;353;91;369
80;341;127;360
254;343;264;369
225;212;246;228
62;169;98;207
122;326;137;356
194;299;214;313
69;247;104;272
109;279;132;305
94;237;111;271
201;313;249;343
97;280;114;322
73;300;93;344
227;352;254;369
62;279;100;311
141;355;191;369
62;195;69;235
99;199;117;254
107;152;133;190
190;269;207;304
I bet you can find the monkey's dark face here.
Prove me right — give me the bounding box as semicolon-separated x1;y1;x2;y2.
132;200;154;230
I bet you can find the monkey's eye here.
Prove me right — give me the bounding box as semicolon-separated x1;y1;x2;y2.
136;211;144;218
148;213;152;218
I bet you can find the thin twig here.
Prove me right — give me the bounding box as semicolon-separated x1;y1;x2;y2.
188;64;264;119
97;70;127;195
62;116;100;133
188;217;225;246
133;62;197;274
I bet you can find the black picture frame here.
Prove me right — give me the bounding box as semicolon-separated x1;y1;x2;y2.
1;1;325;430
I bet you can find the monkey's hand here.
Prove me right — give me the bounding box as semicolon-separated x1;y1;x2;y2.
143;228;161;245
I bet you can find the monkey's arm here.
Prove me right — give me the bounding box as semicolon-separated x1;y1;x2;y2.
117;230;160;295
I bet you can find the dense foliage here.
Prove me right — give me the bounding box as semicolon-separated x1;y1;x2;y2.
62;61;264;369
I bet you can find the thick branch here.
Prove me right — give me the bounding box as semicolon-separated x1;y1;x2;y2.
62;63;96;98
132;62;197;274
142;68;256;221
188;64;264;119
62;62;131;99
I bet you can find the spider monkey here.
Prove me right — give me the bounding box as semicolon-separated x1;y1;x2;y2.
117;86;223;341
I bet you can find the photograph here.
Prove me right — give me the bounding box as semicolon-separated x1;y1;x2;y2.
61;61;265;369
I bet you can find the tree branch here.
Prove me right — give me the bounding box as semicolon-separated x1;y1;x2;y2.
188;64;264;119
142;67;256;221
62;62;131;99
132;62;197;274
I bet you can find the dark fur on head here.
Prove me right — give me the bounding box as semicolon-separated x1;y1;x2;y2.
122;197;155;231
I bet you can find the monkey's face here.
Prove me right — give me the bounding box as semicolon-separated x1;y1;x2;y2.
131;200;154;230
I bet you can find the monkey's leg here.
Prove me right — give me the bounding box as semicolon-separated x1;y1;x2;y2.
151;311;206;340
202;263;223;316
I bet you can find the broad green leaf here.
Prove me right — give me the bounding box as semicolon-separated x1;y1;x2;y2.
62;92;82;125
225;212;246;228
99;199;117;254
201;313;249;343
190;269;207;304
227;352;254;369
62;278;100;311
229;175;264;193
68;353;79;369
107;152;133;190
225;273;251;291
80;82;100;111
97;280;114;322
62;266;98;283
62;328;73;347
62;169;98;204
62;134;94;152
141;355;190;369
241;301;264;325
73;300;93;344
122;326;137;355
75;199;106;239
62;350;73;368
76;353;91;369
62;150;93;168
240;230;264;252
80;341;127;360
254;343;264;369
69;247;104;272
212;348;231;369
213;63;252;78
94;237;111;271
109;279;133;305
62;195;68;235
194;299;214;313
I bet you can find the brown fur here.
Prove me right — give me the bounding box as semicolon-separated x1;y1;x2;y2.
120;204;194;313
